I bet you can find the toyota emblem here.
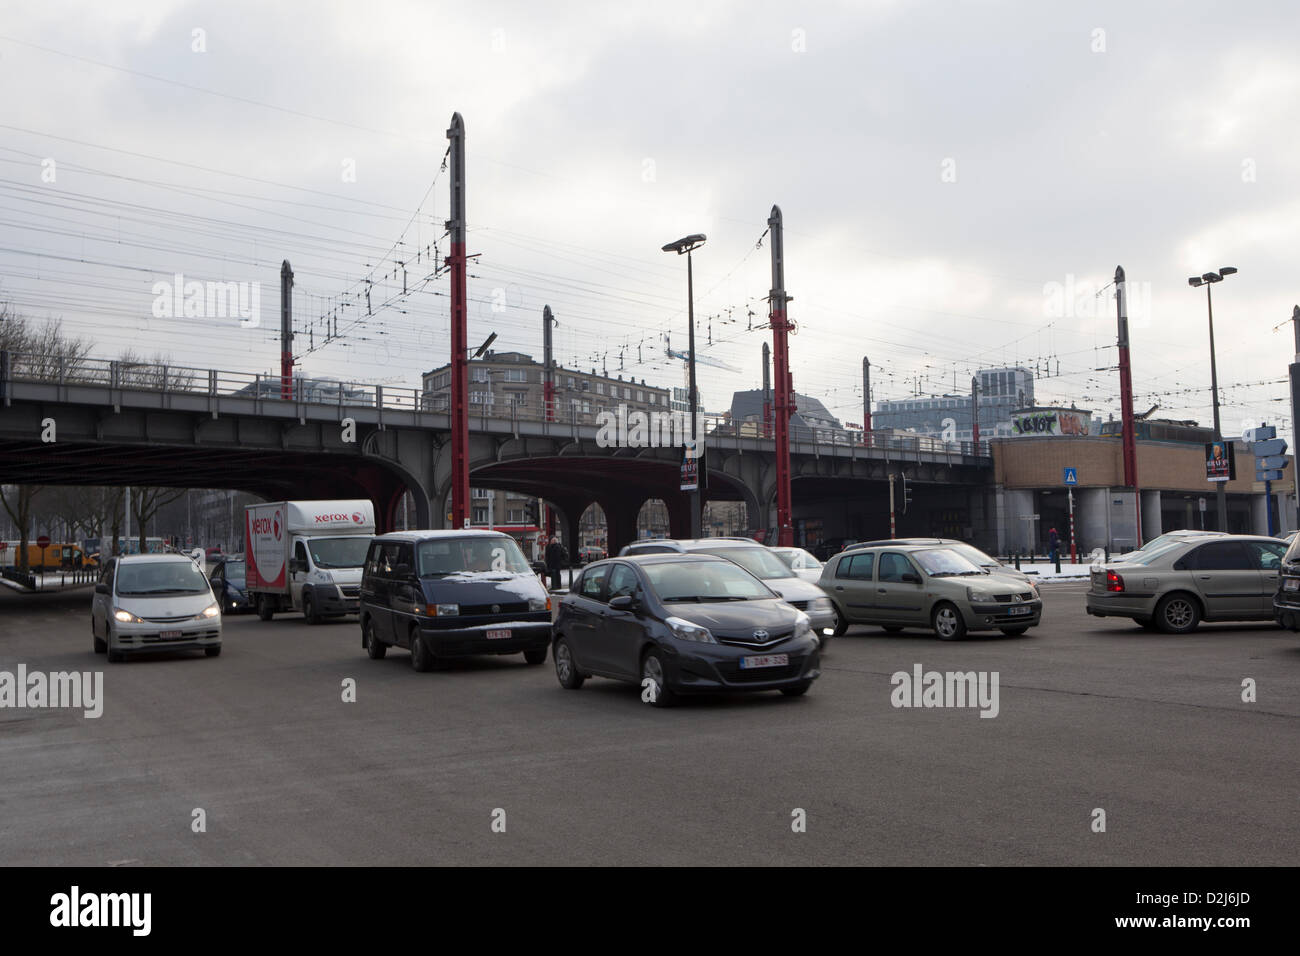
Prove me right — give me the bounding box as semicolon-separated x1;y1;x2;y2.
492;604;500;614
752;628;769;641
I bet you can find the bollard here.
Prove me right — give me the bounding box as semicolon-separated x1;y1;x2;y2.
1014;553;1021;570
1054;552;1061;574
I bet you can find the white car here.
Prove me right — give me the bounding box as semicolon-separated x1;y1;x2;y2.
91;554;223;662
770;547;825;582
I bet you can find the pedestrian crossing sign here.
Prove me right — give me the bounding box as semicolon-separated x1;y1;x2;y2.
1063;467;1078;485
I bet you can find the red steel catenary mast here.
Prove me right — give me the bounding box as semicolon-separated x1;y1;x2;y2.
447;113;469;529
768;205;794;547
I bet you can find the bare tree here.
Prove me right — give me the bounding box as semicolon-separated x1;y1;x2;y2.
0;306;93;381
131;487;187;552
116;349;197;390
0;485;42;571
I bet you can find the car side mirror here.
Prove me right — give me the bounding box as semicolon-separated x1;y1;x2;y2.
289;559;304;573
95;583;109;594
608;594;636;611
901;572;921;585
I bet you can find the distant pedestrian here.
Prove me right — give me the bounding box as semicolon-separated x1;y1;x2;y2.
1049;527;1060;561
545;536;566;591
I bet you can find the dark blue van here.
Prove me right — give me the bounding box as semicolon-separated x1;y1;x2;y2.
359;530;552;671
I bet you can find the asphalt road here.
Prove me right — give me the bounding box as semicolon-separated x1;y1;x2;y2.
1;582;1296;866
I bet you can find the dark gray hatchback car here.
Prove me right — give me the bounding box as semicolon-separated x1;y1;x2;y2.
552;554;821;706
359;530;552;671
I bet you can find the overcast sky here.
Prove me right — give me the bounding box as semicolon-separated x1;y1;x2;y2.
2;0;1298;441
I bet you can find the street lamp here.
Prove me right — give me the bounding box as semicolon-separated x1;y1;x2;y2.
1188;267;1237;531
662;233;707;538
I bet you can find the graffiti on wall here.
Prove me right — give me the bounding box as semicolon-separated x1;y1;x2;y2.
1011;410;1091;436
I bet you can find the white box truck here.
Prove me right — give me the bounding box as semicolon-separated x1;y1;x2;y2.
245;500;376;623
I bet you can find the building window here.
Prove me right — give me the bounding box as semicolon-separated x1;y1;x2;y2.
471;367;490;383
508;391;526;406
507;509;526;523
471;487;489;499
503;368;526;382
595;382;604;395
472;507;488;524
470;390;493;405
637;390;645;403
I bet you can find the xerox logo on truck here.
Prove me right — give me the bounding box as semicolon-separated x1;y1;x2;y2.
315;512;360;523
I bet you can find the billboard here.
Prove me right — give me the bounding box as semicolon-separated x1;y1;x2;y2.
1205;441;1236;482
1010;408;1092;437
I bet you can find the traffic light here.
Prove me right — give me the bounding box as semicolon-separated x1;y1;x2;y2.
901;473;913;514
524;501;539;526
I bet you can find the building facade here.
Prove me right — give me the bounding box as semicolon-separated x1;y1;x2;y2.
872;366;1035;441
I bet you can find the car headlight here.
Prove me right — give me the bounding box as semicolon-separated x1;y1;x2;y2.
112;607;144;623
666;616;716;643
529;596;551;612
794;613;813;640
966;586;985;603
195;603;220;619
435;604;459;616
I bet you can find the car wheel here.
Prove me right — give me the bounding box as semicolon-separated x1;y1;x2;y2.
303;592;321;626
1155;593;1200;634
1000;626;1030;636
92;616;106;654
780;681;812;697
106;628;123;663
409;631;433;672
553;637;584;689
256;595;275;621
205;646;222;657
830;605;849;637
523;647;547;665
364;619;387;659
640;650;677;707
881;625;904;633
932;602;967;641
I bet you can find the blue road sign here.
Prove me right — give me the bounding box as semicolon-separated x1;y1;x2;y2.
1063;467;1078;485
1252;438;1288;457
1258;469;1286;482
1243;426;1277;442
1255;455;1290;471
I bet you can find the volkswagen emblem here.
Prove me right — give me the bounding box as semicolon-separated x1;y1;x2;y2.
492;604;501;614
752;628;769;641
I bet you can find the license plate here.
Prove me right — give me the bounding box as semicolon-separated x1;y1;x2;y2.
1286;579;1299;591
1008;606;1032;616
739;654;788;669
486;629;511;640
159;630;182;639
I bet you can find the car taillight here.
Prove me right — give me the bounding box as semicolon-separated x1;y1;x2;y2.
1106;570;1124;592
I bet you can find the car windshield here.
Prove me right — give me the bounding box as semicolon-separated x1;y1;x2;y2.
944;543;1000;568
643;560;775;602
913;548;987;576
224;561;246;585
309;537;371;569
697;546;794;580
417;536;533;575
117;560;211;596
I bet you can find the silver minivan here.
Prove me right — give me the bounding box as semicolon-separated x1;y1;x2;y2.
91;554;223;661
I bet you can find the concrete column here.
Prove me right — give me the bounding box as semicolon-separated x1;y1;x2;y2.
1140;489;1162;544
1001;488;1035;553
1250;494;1269;536
598;496;643;557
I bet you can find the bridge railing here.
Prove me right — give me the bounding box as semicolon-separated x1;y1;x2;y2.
1;350;989;458
0;350;425;412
